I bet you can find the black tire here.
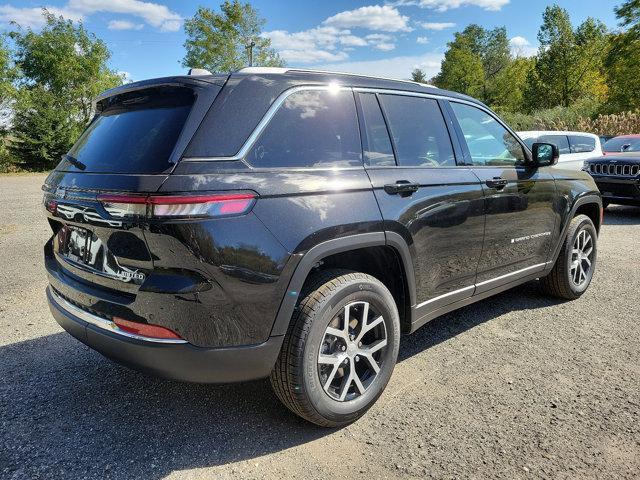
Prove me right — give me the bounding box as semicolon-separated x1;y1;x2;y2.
540;214;598;300
270;269;401;427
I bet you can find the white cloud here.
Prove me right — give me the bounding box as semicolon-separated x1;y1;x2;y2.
68;0;182;31
278;49;349;64
312;52;444;80
416;36;429;44
509;36;537;57
117;70;133;83
264;27;401;64
420;22;456;30
323;5;412;32
0;0;182;31
0;5;83;28
108;19;143;30
392;0;509;12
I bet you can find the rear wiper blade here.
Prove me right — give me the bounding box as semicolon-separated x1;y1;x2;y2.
62;154;86;171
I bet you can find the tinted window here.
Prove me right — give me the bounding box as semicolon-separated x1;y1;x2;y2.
247;90;362;169
65;87;194;174
538;135;570;155
568;135;596;153
379;94;455;167
603;137;640;153
451;102;525;166
358;93;395;167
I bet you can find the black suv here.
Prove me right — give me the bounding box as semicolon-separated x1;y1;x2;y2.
583;155;640;207
43;68;602;426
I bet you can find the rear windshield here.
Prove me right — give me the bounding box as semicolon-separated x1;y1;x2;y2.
61;87;195;174
603;137;640;153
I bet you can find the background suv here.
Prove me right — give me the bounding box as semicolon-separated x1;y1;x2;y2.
518;130;603;170
43;67;602;426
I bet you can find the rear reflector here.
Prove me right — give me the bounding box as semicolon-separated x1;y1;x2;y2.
97;192;256;219
113;317;183;340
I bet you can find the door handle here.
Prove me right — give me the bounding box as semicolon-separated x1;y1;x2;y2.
384;180;420;197
485;177;508;190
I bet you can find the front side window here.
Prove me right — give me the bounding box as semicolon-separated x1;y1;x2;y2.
538;135;570;155
247;89;362;169
451;102;525;167
379;94;455;167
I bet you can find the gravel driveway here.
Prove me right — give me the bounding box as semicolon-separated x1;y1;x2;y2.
1;173;638;479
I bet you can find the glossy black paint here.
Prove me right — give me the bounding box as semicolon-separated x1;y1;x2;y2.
43;69;603;383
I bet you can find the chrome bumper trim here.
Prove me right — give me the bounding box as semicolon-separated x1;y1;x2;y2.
48;287;188;344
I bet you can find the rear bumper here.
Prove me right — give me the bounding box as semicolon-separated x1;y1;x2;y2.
47;286;284;383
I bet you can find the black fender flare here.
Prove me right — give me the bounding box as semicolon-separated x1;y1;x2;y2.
269;232;416;337
549;193;602;265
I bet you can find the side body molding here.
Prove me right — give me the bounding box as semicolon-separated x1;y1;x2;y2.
269;232;417;337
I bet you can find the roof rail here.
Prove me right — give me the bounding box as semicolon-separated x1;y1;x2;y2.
236;66;438;88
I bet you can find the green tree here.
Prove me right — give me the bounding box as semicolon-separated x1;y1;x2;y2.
526;6;607;110
433;45;484;97
605;0;640;112
411;68;427;83
434;24;510;104
8;11;122;170
183;1;284;72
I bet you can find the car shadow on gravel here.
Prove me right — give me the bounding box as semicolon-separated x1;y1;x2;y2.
0;333;327;478
603;205;640;225
0;282;564;478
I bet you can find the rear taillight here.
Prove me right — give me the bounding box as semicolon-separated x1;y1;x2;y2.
113;317;183;340
97;193;256;219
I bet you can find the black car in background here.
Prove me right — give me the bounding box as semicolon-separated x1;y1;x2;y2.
584;155;640;207
43;67;602;426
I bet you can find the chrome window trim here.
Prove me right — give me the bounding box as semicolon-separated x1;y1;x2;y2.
181;84;531;166
49;287;188;344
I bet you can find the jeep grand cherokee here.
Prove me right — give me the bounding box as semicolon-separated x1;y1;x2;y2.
43;67;602;427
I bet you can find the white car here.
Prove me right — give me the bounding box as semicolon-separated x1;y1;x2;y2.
517;131;603;170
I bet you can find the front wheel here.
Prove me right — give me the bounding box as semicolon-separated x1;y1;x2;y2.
540;214;598;300
270;270;400;427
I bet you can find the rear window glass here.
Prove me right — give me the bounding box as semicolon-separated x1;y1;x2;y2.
247;89;362;169
568;135;596;153
603;137;640;153
62;87;195;174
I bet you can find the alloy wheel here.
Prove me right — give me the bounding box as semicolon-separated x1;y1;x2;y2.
571;229;594;286
317;301;387;402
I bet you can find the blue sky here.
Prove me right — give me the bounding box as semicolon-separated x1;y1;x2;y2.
0;1;621;81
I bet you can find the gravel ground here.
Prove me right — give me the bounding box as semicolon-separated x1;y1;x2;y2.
0;173;638;479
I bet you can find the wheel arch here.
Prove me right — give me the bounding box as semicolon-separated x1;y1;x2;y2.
270;232;416;337
550;193;602;265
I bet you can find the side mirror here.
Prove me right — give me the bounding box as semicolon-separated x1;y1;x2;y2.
531;142;559;167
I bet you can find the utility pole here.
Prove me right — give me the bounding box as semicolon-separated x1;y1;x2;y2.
245;40;256;67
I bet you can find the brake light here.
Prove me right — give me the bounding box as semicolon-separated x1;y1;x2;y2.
97;193;256;219
113;317;183;340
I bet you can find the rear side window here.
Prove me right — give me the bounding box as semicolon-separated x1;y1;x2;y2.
451;102;525;166
537;135;570;155
568;135;596;153
379;94;455;167
247;90;362;169
64;87;195;174
357;93;395;167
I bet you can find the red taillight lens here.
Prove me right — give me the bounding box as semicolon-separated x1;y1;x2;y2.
113;317;183;340
97;193;256;219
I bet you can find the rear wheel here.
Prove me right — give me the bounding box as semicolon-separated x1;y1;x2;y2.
540;214;597;299
270;269;400;427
